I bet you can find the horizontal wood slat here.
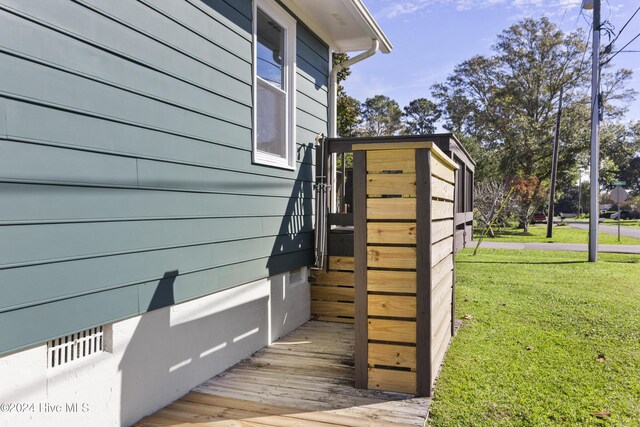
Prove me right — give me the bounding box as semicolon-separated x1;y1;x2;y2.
368;319;416;344
431;156;455;183
311;286;355;302
368;295;416;319
310;301;354;318
367;149;415;172
329;256;354;271
432;219;454;244
432;237;453;268
312;271;354;286
367;246;416;270
367;270;416;294
367;223;417;245
367;198;416;220
367;174;416;197
431;254;454;289
431;176;455;201
432;200;454;220
368;343;416;370
368;368;416;395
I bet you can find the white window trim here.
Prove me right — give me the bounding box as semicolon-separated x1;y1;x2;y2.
252;0;297;170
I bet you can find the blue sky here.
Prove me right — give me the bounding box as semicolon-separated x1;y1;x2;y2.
344;0;640;123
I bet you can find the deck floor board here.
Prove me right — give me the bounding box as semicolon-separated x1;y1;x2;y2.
136;321;429;427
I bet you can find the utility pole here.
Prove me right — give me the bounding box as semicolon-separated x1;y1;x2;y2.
585;0;600;262
547;86;563;238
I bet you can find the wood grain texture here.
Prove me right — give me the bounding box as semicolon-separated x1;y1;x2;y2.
367;270;416;294
430;156;455;183
367;223;417;245
368;369;416;395
368;319;416;344
310;301;354;318
368;295;416;319
432;200;454;220
432;237;454;268
329;256;355;272
431;219;454;244
431;176;455;201
138;321;429;426
311;286;354;302
367;149;415;172
367;246;416;270
312;271;354;286
367;198;416;220
368;343;416;370
366;174;416;197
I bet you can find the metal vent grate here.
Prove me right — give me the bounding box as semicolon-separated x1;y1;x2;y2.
47;326;104;368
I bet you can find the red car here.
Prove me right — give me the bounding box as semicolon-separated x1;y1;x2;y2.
531;212;547;224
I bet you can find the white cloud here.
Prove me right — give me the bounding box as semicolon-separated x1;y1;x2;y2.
378;0;584;19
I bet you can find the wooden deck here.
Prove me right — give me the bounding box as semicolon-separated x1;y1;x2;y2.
137;321;430;426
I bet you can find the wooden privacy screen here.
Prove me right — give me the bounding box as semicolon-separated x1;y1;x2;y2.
352;142;458;397
311;256;355;323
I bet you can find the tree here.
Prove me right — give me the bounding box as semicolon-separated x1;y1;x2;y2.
474;180;512;237
402;98;440;134
360;95;403;136
432;17;635;216
508;176;547;232
337;95;361;138
333;53;362;138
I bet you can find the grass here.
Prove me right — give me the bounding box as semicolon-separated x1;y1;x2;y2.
569;218;640;229
601;219;640;229
428;249;640;426
475;223;640;245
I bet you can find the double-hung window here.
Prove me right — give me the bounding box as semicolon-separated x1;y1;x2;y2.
253;0;296;169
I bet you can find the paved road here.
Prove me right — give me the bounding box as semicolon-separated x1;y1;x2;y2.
567;221;640;239
478;241;640;254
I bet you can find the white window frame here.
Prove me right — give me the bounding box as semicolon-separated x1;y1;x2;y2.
252;0;297;170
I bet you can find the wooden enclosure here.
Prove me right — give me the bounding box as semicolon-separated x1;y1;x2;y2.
311;137;459;397
431;134;476;253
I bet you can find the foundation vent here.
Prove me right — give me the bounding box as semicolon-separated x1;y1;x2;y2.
47;326;106;368
289;268;305;284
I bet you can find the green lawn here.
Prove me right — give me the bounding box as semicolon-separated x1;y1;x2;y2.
568;218;640;229
475;223;640;244
428;249;640;426
602;219;640;229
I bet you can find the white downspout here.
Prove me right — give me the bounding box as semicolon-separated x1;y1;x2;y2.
328;39;379;213
329;39;380;138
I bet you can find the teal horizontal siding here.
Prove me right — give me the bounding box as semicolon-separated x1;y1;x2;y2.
0;0;326;355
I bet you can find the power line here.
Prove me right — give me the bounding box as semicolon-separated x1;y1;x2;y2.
603;31;640;65
611;5;640;46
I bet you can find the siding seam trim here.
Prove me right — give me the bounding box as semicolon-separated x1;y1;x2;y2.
71;0;252;81
0;214;313;227
0;231;315;271
0;178;316;199
0;92;251;154
184;0;251;40
2;136;313;183
2;49;252;129
0;248;313;315
0;5;252;105
137;0;252;63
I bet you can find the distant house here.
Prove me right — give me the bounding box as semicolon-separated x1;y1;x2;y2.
0;1;391;425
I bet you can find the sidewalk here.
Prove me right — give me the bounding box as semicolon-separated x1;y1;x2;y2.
478;241;640;254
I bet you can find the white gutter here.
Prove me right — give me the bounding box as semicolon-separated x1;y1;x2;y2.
329;39;380;138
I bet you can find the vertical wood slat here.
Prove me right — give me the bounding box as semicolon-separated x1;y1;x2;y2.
415;148;432;397
353;150;368;390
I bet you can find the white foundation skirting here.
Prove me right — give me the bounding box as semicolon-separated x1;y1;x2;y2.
0;268;310;427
